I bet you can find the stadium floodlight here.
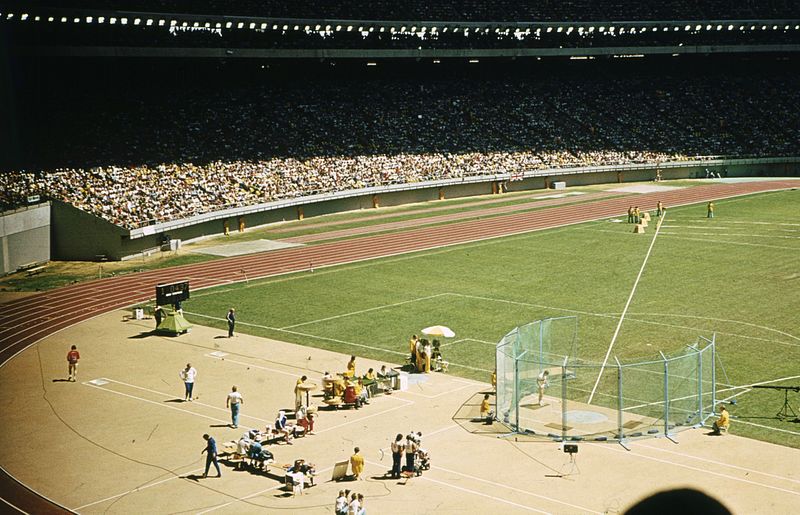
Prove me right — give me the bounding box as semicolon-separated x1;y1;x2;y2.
715;24;721;31
35;16;40;21
85;16;92;23
410;26;416;32
97;16;104;23
469;59;479;63
695;24;702;31
121;18;128;25
248;22;255;29
48;16;54;22
133;18;140;25
21;13;28;21
728;24;734;30
366;62;376;66
260;23;267;29
761;25;767;30
433;59;440;63
158;19;165;26
796;25;799;30
314;24;320;30
192;22;199;27
215;22;220;28
785;25;790;30
684;25;690;31
282;24;288;30
557;26;563;32
547;27;553;32
750;25;755;30
772;25;778;30
705;24;711;30
181;22;188;27
609;26;615;32
347;25;353;31
379;26;385;32
335;25;342;31
147;19;154;26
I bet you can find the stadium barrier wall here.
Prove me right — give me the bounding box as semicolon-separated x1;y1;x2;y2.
0;202;51;275
48;158;799;261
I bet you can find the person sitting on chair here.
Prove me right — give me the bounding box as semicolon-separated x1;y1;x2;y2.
274;411;294;443
711;405;730;435
297;405;316;434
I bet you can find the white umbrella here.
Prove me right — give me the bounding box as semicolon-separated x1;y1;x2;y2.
421;325;455;338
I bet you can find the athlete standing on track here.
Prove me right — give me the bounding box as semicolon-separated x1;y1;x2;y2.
67;345;80;382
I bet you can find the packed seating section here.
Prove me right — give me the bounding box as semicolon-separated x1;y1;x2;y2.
2;66;798;229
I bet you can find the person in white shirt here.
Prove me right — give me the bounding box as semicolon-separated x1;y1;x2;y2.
335;490;348;515
348;492;360;515
226;385;244;429
180;363;197;401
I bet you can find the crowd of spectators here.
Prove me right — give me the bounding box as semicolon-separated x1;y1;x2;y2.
15;0;800;22
1;65;798;229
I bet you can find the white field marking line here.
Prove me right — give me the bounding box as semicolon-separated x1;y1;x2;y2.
638;441;800;486
428;463;603;514
440;337;496;348
660;231;800;240
622;316;797;348
102;378;271;423
447;292;795;350
601;444;800;498
659;234;799;251
315;397;415;434
204;354;298;379
195;465;336;515
185;311;408;356
733;419;800;436
0;496;29;515
280;293;448;329
82;382;258;428
625;312;800;343
397;383;474;399
588;214;666;405
418;475;549;514
74;466;205;510
717;374;800;393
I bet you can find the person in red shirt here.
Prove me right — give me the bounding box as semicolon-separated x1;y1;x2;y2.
67;345;80;382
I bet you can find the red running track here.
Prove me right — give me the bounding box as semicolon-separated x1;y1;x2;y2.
0;179;797;513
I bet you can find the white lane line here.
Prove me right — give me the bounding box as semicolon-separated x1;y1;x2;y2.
74;466;205;510
280;293;448;329
440;337;496;348
419;476;550;514
0;495;30;515
659;234;798;251
427;463;603;514
588;214;666;405
637;442;800;486
82;382;263;427
204;354;298;379
660;231;800;240
194;465;335;515
601;444;800;497
732;419;800;436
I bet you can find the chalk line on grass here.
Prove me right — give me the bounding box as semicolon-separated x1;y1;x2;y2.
588;214;666;404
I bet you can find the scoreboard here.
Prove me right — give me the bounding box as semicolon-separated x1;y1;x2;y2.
156;281;190;307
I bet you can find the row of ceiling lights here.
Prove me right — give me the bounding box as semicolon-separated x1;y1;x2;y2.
4;12;800;34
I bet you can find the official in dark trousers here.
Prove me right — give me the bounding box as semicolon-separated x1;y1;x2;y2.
202;434;221;478
226;308;236;337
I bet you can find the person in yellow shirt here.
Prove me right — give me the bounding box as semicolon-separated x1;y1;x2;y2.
657;201;664;218
712;404;729;435
480;393;493;424
350;447;364;479
345;355;356;378
707;201;715;219
408;335;419;369
294;375;307;412
491;370;497;390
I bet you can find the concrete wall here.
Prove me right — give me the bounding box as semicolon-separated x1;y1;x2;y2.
50;201;128;261
49;159;799;261
0;203;51;274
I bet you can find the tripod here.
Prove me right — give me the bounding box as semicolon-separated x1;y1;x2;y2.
776;389;798;420
545;451;580;478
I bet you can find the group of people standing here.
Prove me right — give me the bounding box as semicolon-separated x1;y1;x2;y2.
389;431;428;479
335;489;367;515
